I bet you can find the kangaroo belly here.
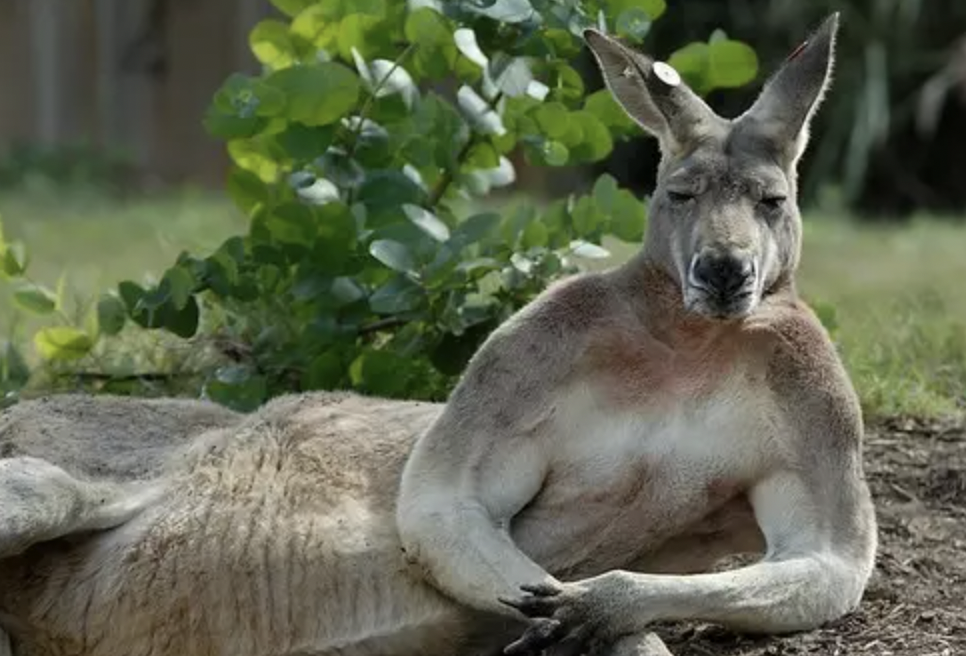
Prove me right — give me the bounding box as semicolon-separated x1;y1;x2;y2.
0;393;489;656
1;502;480;656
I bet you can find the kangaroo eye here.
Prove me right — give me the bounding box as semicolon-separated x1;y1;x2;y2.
667;190;694;204
759;196;786;211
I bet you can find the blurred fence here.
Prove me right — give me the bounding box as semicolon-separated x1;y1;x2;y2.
0;0;276;187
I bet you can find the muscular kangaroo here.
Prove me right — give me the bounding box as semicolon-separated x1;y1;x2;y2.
0;12;875;656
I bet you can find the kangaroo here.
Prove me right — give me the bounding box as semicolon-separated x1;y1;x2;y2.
0;12;875;656
398;11;877;654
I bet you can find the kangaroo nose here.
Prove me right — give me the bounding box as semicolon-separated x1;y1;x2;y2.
690;253;755;296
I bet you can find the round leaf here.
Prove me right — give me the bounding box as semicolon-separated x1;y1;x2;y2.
616;9;651;42
250;19;297;69
369;239;415;272
542;140;569;166
13;284;56;315
708;40;759;89
97;294;128;336
404;204;451;242
265;62;361;126
34;327;94;362
534;102;570;140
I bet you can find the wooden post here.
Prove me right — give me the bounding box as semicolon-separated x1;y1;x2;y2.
236;0;264;73
93;0;118;148
29;0;61;146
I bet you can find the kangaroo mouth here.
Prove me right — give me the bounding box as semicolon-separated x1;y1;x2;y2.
684;285;759;320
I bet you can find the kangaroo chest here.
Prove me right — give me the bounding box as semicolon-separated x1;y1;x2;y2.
511;372;778;579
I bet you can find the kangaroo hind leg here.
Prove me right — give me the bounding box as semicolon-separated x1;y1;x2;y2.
0;456;162;558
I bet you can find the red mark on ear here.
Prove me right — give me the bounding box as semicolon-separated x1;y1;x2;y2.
786;40;809;62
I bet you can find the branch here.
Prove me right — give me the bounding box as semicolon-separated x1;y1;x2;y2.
358;317;409;336
429;90;505;208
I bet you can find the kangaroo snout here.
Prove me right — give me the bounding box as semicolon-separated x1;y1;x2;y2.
688;251;756;298
685;249;759;319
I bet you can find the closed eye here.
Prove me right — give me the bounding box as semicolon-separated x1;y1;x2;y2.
759;196;787;211
667;190;694;204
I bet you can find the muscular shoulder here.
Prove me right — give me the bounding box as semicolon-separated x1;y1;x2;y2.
443;272;623;427
750;297;862;445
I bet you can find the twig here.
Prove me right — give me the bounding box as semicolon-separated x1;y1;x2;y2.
429;90;505;208
358;317;409;336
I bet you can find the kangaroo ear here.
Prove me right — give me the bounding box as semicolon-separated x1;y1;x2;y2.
739;12;840;162
583;28;721;153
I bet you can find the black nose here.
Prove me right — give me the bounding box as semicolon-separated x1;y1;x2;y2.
691;253;755;296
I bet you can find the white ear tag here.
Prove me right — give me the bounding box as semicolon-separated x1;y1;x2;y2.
652;61;681;87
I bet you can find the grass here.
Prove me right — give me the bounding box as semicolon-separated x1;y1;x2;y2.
797;215;966;418
0;187;247;395
0;188;963;418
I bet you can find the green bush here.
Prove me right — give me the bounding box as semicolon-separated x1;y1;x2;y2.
2;0;758;411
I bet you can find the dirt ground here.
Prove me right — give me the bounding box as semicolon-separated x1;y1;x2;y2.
655;416;966;656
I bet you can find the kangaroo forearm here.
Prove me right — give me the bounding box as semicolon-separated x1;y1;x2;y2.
400;505;558;616
607;555;865;634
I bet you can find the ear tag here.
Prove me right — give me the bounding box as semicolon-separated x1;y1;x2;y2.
652;61;681;87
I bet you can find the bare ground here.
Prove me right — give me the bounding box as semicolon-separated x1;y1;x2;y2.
656;416;966;656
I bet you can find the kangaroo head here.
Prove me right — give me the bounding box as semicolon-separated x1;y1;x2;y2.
584;14;839;320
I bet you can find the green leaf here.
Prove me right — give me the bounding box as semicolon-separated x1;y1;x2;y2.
541;140;569;166
405;9;456;78
34;327;94;362
203;112;268;140
404;204;450;242
1;241;27;278
337;13;389;61
572;195;601;236
522;220;549;248
349;349;410;397
161;266;197;310
607;0;666;20
404;8;451;48
451;212;501;248
250;19;298;69
270;0;314;18
466;142;500;169
569;111;613;162
265;62;361;126
274;122;337;161
612;196;647;243
0;340;30;388
13;284;56;315
96;294;127;336
369;275;424;314
205;365;268;412
534;102;570;140
263;201;316;248
584;90;638;133
302;352;345;390
228;139;281;183
312;202;357;274
162;296;200;339
668;42;710;92
616;9;651;42
465;0;535;23
358;170;427;212
708;39;758;88
369;239;415;272
227;167;272;216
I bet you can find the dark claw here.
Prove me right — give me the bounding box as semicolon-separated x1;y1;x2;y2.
503;617;564;656
498;593;561;618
